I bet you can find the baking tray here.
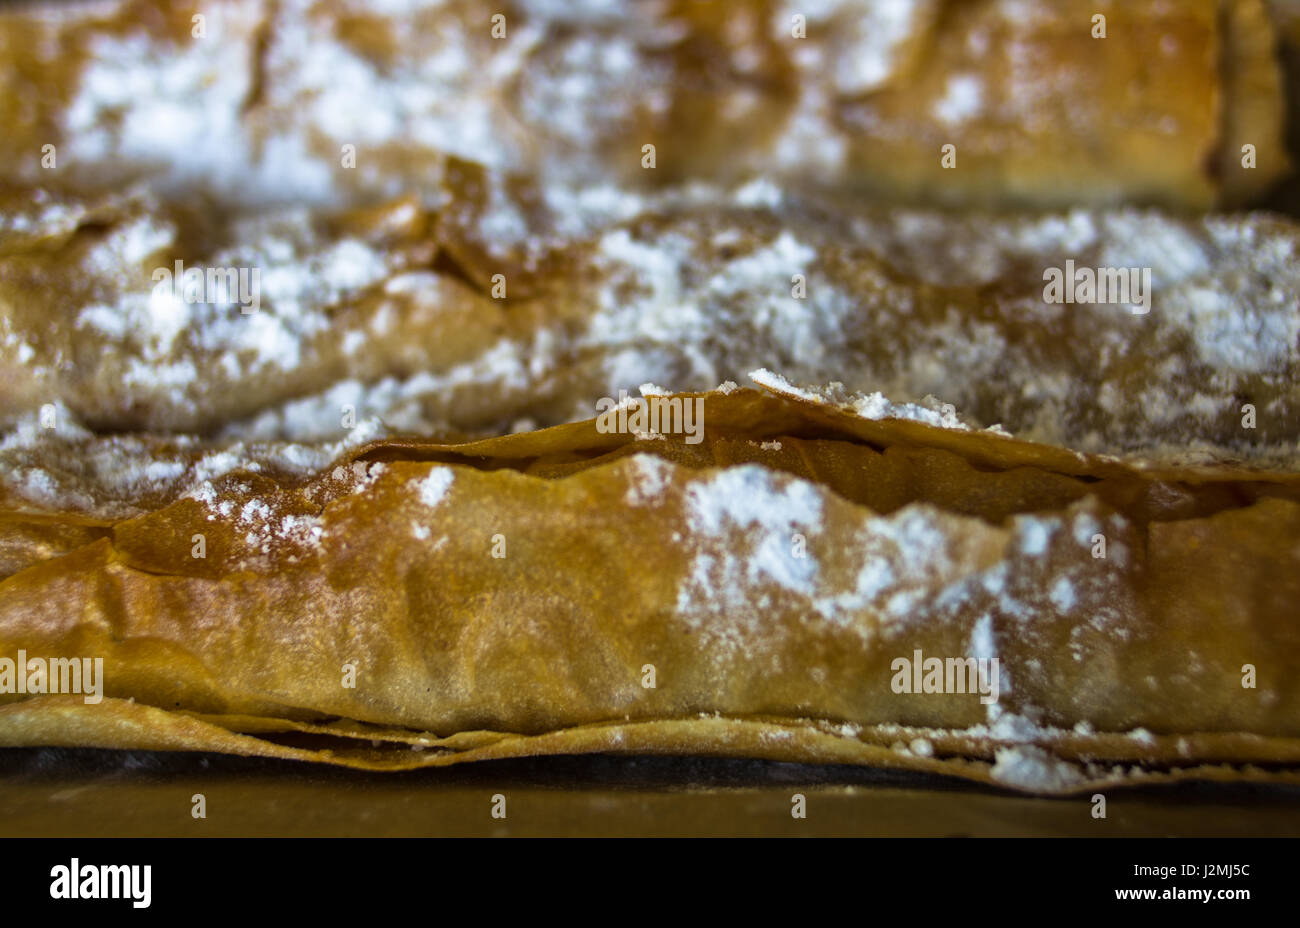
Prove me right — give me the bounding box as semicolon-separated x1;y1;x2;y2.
3;749;1300;837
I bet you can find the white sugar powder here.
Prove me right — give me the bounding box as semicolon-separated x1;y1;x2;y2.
415;468;455;508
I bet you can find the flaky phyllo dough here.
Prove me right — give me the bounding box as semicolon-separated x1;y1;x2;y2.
2;0;1300;796
2;379;1300;794
0;0;1286;207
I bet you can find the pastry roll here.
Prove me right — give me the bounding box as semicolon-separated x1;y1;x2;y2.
3;175;1298;466
1;387;1299;794
0;0;1286;208
0;182;553;434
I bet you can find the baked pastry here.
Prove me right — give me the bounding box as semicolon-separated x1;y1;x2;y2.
2;386;1299;794
2;173;1297;463
2;0;1299;800
0;0;1286;208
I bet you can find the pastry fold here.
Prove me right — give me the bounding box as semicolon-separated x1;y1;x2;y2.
2;386;1299;794
0;0;1286;208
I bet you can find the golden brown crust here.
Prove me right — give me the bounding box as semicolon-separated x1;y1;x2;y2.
1222;0;1292;201
2;389;1299;793
3;180;1299;461
0;0;1286;208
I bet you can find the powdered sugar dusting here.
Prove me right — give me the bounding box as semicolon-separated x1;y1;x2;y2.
624;453;673;507
414;467;455;509
674;466;826;658
750;369;977;432
931;73;984;125
991;745;1086;791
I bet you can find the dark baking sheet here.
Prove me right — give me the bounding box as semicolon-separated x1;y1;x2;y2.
3;749;1299;837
